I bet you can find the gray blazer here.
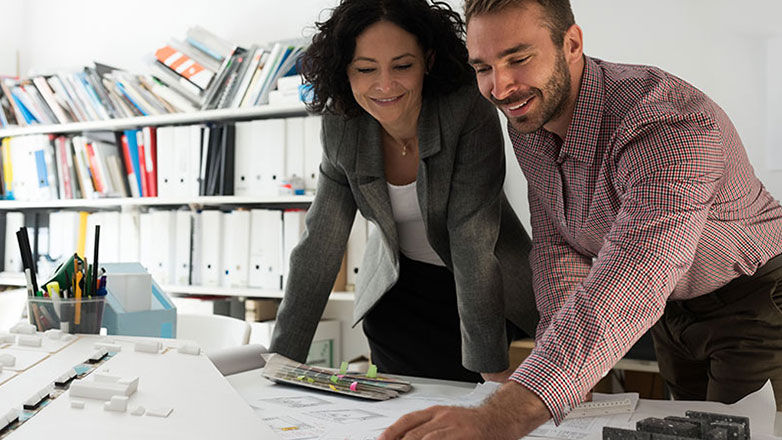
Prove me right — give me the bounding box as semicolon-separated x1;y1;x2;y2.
270;84;538;373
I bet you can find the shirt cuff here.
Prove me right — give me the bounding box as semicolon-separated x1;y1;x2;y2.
509;351;584;424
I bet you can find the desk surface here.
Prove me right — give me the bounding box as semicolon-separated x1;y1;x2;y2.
228;368;782;439
0;333;276;439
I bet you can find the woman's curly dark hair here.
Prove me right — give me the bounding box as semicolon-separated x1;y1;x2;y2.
300;0;474;117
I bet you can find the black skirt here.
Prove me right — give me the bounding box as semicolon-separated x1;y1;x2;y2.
361;255;504;383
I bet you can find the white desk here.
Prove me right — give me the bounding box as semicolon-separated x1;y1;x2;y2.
0;333;276;439
227;368;782;439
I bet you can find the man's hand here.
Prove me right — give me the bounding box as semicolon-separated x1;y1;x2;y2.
480;365;517;383
378;381;551;440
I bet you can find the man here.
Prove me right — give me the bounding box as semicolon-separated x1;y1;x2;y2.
380;0;782;439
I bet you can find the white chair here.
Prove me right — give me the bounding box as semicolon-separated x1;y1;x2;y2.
0;288;28;332
176;313;251;355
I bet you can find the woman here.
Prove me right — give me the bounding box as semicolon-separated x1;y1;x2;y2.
269;0;538;382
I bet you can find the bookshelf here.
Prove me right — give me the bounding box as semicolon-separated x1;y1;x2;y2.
0;24;366;363
0;195;314;210
0;103;308;138
0;100;331;301
0;272;354;301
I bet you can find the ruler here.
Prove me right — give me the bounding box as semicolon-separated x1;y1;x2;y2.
565;398;635;419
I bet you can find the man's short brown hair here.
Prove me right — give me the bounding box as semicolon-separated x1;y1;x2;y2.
463;0;575;46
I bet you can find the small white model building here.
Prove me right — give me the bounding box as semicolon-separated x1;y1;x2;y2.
44;329;63;340
70;400;85;409
177;344;201;355
94;342;122;352
146;406;173;418
23;385;53;409
9;323;36;335
0;353;16;367
69;374;139;401
134;341;162;353
55;368;78;386
88;347;109;363
0;408;19;431
17;335;42;347
103;395;129;412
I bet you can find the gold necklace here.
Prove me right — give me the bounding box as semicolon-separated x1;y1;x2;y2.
383;130;415;157
398;138;415;157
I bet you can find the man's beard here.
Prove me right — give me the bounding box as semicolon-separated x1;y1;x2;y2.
493;52;571;134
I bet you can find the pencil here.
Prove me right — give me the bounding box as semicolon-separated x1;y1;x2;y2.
92;225;100;297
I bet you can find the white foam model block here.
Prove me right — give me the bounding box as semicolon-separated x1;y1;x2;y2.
61;333;76;341
55;368;78;385
9;323;35;335
134;341;161;353
70;400;85;409
44;329;63;340
118;377;140;396
130;406;145;416
0;419;7;431
0;353;16;367
4;408;18;422
88;348;108;362
94;342;122;352
24;385;51;408
103;395;129;412
177;344;200;355
94;374;121;383
17;335;42;347
0;333;15;344
24;393;41;408
0;408;16;431
38;385;53;400
69;375;138;401
146;406;173;418
60;322;70;333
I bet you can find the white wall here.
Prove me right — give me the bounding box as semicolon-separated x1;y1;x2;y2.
4;0;337;74
5;0;781;223
0;0;24;75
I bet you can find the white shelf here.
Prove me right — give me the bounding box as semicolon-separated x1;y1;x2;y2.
0;102;308;137
0;195;314;210
163;284;355;301
0;273;354;301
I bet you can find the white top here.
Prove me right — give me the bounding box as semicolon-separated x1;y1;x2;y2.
386;181;445;267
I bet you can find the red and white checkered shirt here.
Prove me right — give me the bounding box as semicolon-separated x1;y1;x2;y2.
508;56;782;423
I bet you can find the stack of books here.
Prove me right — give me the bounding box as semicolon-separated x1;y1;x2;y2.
152;26;306;111
0;64;198;127
261;353;413;401
0;27;307;128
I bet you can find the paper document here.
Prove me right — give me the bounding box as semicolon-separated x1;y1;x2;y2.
248;377;779;440
530;393;639;440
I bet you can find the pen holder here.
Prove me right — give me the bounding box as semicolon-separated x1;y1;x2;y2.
27;297;106;334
